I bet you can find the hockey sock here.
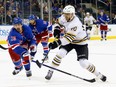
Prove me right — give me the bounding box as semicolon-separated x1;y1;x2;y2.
79;59;100;76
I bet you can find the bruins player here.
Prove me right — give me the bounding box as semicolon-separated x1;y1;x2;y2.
45;5;107;82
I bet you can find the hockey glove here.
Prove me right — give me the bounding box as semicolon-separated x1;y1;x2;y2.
30;44;37;52
54;26;61;39
49;40;61;49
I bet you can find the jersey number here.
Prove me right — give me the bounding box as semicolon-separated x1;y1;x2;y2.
71;26;77;31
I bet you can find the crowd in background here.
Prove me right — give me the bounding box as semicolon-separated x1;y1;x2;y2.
0;0;116;25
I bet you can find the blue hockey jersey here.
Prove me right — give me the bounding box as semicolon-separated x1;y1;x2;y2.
7;24;36;46
97;14;110;24
29;19;52;36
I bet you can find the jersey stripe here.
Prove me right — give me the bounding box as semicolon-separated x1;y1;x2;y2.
64;33;76;42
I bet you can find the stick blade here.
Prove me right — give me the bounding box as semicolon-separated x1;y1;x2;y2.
35;60;42;68
84;78;96;83
0;45;8;50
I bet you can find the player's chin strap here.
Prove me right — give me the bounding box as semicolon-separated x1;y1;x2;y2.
0;45;8;50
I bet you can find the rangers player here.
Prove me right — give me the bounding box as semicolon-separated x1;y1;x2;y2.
7;17;37;77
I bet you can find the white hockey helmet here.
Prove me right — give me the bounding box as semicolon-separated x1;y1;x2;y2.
86;12;90;15
63;5;75;13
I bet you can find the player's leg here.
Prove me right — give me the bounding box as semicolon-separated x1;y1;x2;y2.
103;25;108;40
100;25;104;41
10;46;32;77
100;30;104;41
45;44;73;80
104;30;107;40
86;26;89;39
75;44;106;82
86;26;92;40
22;52;32;77
41;31;49;61
8;48;23;75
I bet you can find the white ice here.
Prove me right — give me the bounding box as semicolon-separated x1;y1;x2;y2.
0;40;116;87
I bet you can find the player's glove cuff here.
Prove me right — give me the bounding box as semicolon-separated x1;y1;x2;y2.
49;40;61;49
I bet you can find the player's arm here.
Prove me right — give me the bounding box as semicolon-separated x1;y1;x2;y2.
53;17;65;39
49;26;77;49
53;23;61;39
24;25;37;52
47;22;53;37
24;25;36;44
8;31;28;55
60;27;77;45
41;20;53;38
92;16;96;23
8;30;23;46
106;15;110;23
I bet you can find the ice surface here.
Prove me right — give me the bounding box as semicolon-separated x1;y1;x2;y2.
0;40;116;87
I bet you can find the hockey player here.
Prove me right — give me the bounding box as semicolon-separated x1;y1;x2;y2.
97;10;110;41
28;15;52;61
84;12;96;40
45;5;107;82
7;17;37;77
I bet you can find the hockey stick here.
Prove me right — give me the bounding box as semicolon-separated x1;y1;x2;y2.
37;36;58;67
0;45;8;50
32;60;96;83
40;48;51;67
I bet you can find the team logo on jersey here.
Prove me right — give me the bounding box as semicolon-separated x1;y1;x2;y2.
11;36;16;41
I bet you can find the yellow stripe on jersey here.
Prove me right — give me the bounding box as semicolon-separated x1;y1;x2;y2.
64;33;76;42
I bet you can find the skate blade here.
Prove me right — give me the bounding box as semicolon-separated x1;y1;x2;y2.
28;77;31;80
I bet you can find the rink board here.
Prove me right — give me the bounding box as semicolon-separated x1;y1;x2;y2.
0;25;116;44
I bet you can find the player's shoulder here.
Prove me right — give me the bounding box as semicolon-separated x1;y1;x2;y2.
73;16;82;24
58;15;66;24
22;24;30;29
36;19;48;25
84;16;88;19
36;19;43;22
9;27;19;36
69;16;82;29
89;15;93;18
97;14;101;17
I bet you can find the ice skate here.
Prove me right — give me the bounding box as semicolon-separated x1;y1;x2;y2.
26;70;32;77
96;73;107;82
101;38;103;41
99;74;107;82
12;67;23;75
45;70;53;80
105;38;107;41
